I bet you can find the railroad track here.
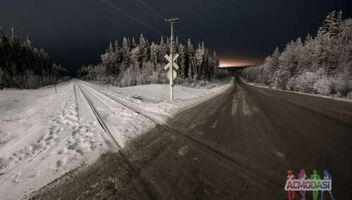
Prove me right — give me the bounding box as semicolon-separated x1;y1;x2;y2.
82;82;282;189
75;83;160;200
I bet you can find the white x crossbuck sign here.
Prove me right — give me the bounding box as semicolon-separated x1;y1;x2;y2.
164;53;180;70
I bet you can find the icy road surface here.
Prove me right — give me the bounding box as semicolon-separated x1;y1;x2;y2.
0;80;231;200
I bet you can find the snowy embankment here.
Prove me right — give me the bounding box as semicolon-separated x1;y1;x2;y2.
0;80;232;200
240;77;352;103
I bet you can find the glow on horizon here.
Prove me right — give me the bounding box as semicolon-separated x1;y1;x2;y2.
219;60;261;67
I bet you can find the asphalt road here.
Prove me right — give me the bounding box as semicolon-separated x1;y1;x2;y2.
30;78;352;200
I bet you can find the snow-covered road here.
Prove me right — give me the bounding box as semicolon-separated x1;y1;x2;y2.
0;80;231;200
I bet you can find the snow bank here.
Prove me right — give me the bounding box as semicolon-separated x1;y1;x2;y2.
240;77;352;103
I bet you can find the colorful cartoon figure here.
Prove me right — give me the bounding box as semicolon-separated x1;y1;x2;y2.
287;170;296;200
298;169;307;200
310;170;321;200
321;169;334;200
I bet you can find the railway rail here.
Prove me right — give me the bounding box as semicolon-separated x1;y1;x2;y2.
75;83;160;199
81;82;281;189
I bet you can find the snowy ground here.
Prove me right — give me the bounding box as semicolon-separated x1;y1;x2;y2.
0;82;110;200
0;79;232;200
240;77;352;103
90;81;233;120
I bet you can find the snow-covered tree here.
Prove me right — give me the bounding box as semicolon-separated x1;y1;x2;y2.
150;42;158;65
242;10;352;98
78;35;224;86
318;10;343;38
139;34;150;63
0;27;67;89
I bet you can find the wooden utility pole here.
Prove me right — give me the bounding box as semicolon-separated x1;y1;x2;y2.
165;18;179;101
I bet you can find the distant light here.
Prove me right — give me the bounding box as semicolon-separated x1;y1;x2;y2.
219;61;252;67
219;58;263;67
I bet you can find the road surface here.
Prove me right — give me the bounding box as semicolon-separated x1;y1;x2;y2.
31;78;352;200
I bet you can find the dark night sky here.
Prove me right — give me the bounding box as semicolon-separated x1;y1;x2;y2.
0;0;351;73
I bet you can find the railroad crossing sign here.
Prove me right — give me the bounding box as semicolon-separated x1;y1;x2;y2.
164;53;179;80
164;54;179;70
165;17;179;102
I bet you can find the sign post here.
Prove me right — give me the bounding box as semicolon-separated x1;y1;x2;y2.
165;18;179;101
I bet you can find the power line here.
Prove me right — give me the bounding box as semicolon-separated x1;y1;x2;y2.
134;0;189;43
100;0;166;37
101;0;189;44
136;0;165;20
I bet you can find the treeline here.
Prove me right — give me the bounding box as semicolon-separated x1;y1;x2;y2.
242;11;352;98
77;35;229;87
0;28;67;89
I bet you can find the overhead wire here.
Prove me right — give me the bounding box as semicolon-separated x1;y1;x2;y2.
100;0;167;37
100;0;190;44
135;0;165;20
134;0;189;43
